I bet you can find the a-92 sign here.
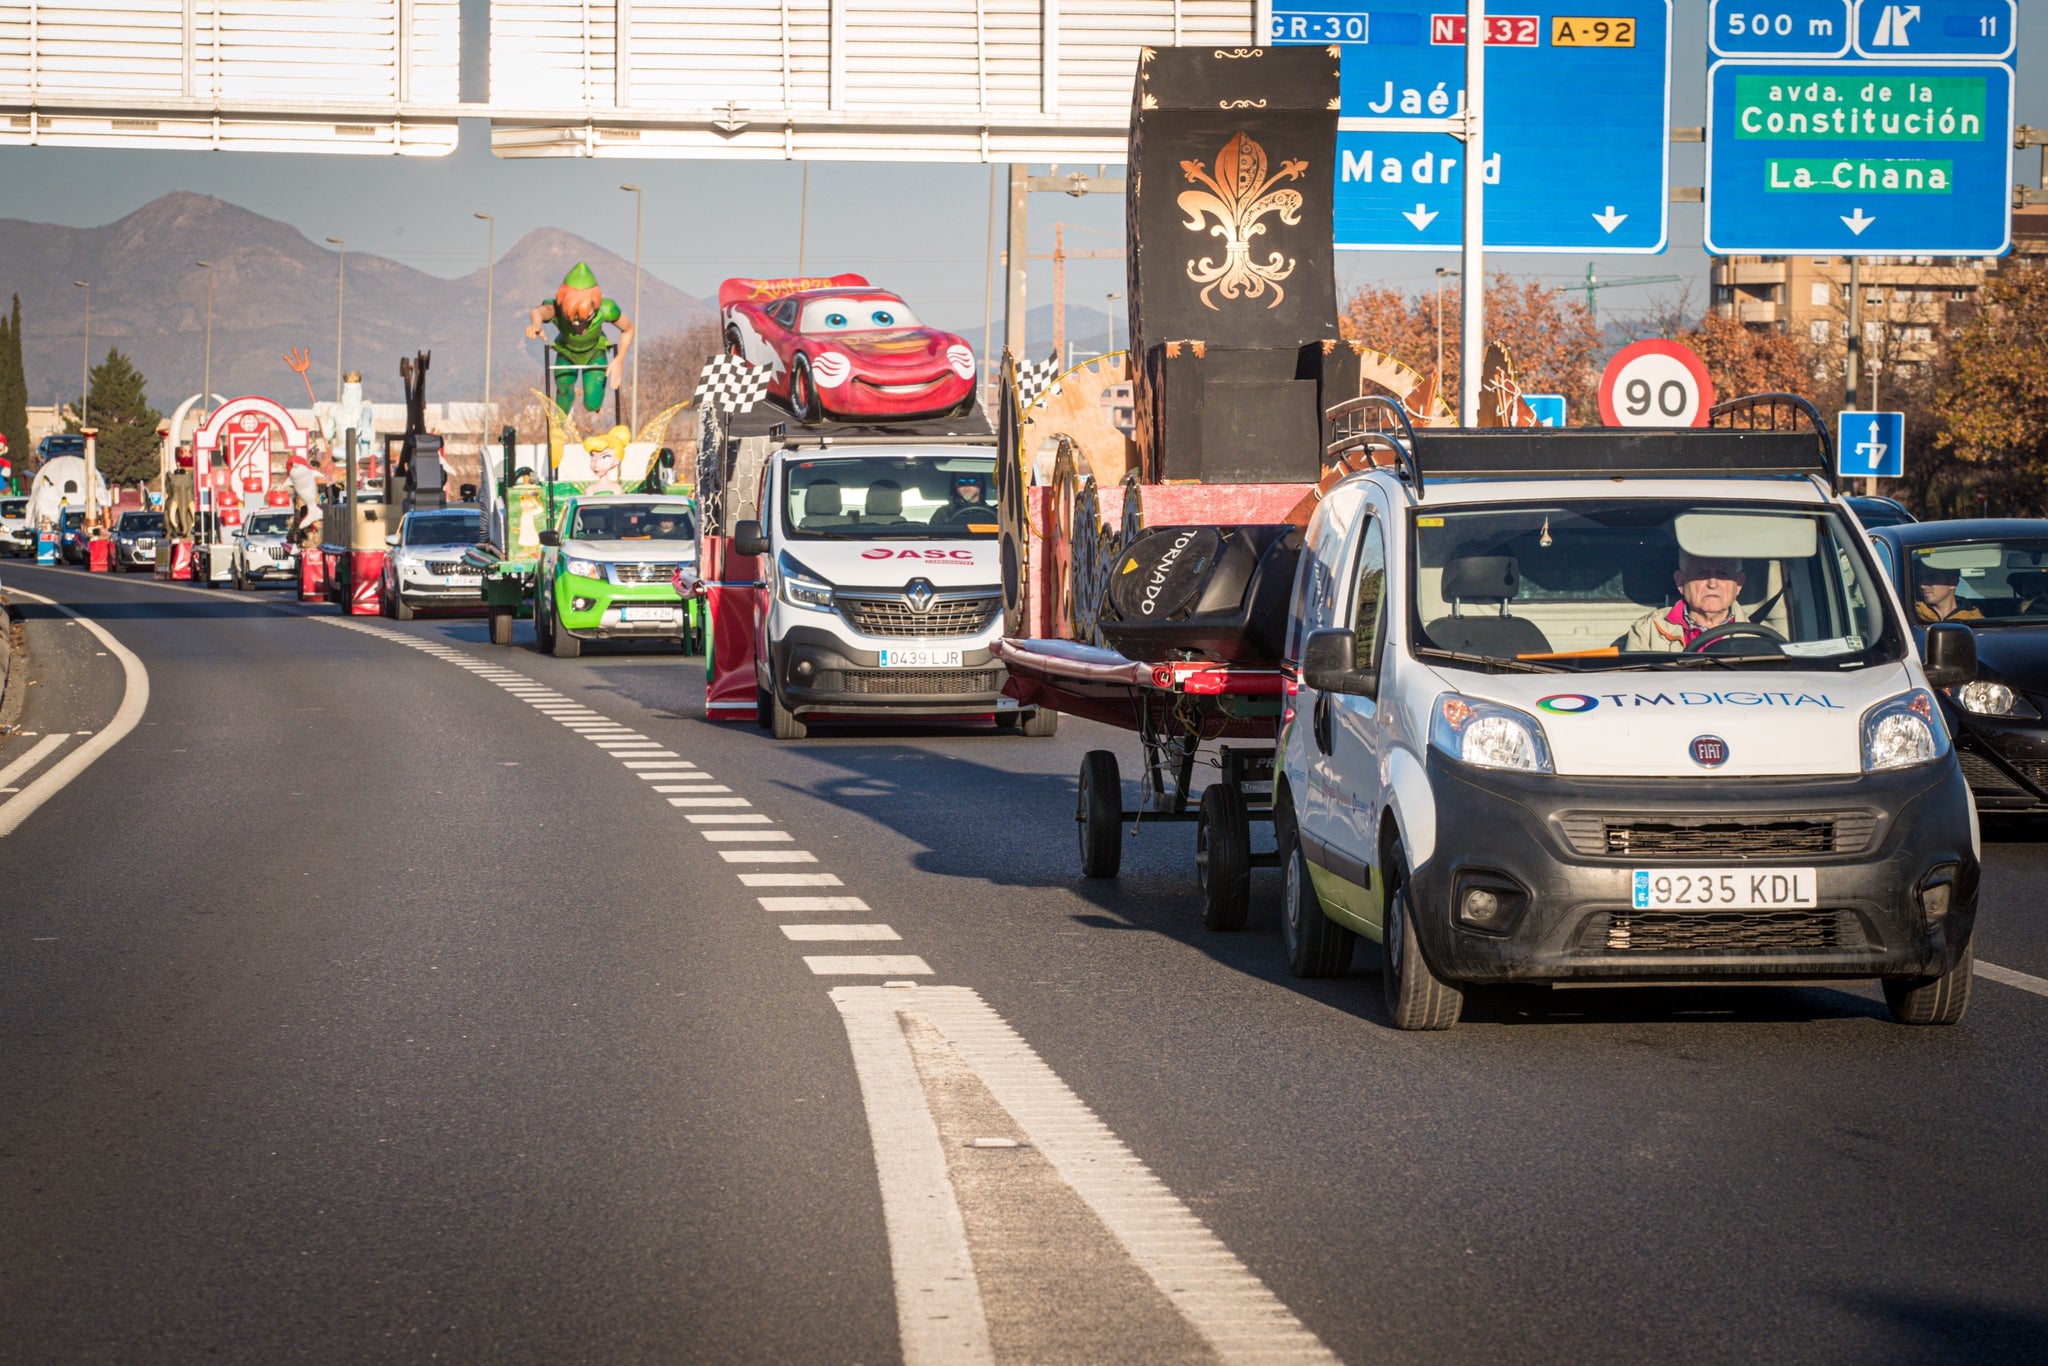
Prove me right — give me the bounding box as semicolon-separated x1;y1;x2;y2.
1598;339;1716;428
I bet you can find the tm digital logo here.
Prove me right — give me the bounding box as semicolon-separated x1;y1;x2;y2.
1537;691;1844;714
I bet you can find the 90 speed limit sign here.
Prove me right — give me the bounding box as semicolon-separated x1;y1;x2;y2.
1598;339;1715;428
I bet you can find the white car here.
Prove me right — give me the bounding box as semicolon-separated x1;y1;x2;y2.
0;496;32;557
732;439;1055;739
381;507;486;621
232;509;300;588
1275;412;1980;1029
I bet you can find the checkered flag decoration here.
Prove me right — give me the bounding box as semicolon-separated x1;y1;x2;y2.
1015;356;1062;412
694;354;772;413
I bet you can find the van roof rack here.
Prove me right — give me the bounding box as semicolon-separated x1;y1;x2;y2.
1324;393;1836;498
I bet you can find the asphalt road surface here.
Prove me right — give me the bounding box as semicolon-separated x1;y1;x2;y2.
4;561;2047;1364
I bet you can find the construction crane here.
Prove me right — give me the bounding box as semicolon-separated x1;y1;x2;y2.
1029;223;1124;361
1556;262;1686;324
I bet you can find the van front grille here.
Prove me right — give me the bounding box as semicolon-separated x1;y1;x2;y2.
838;593;1001;639
1578;910;1871;955
1555;812;1877;859
814;668;1003;696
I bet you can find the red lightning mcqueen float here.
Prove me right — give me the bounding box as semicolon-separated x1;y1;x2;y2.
720;274;978;424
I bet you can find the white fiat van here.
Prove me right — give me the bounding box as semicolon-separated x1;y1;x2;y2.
1277;408;1980;1029
732;435;1058;739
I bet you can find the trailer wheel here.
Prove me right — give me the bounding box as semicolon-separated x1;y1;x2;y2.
489;607;514;645
1019;707;1060;738
1883;944;1974;1026
1077;750;1122;878
1196;783;1252;930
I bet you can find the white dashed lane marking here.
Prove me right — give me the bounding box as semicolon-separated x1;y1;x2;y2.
807;955;933;976
783;924;901;941
687;814;775;825
1977;960;2048;998
742;873;843;887
721;850;818;863
702;830;795;842
760;896;871;912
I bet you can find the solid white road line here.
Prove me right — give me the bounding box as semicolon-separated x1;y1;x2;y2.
741;872;842;886
0;734;71;792
720;850;818;863
809;956;933;976
760;896;871;912
832;986;994;1366
0;587;152;840
1978;960;2048;998
783;925;901;941
879;987;1337;1365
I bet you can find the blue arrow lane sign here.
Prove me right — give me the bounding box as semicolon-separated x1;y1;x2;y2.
1705;1;2017;255
1269;1;1672;253
1838;410;1905;478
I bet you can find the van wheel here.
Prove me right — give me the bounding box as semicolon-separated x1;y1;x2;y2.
770;688;807;740
1196;783;1251;931
551;610;582;658
1382;849;1462;1030
1883;943;1974;1025
755;684;775;732
489;607;514;645
1019;707;1059;738
1078;750;1122;878
1282;823;1355;977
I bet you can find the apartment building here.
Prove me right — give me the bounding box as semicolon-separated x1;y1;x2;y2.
1711;205;2048;382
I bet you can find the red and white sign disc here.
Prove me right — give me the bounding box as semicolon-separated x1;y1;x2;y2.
1598;339;1715;428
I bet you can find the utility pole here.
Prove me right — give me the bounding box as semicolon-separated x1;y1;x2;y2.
621;184;643;428
475;212;495;414
73;279;92;521
196;261;214;422
982;166;998;402
1845;256;1862;412
797;166;810;277
1459;0;1484;426
1005;166;1028;357
326;237;346;404
1106;292;1121;355
1434;267;1458;381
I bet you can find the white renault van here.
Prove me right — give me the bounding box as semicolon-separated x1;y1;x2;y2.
1277;407;1980;1029
732;435;1058;739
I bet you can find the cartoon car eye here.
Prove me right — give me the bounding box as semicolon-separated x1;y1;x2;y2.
870;309;897;327
824;312;850;329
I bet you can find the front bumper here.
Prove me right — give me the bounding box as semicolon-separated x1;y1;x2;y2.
554;574;693;637
819;373;976;422
768;620;1006;717
1949;706;2048;812
115;540;158;567
1403;752;1978;986
397;568;486;606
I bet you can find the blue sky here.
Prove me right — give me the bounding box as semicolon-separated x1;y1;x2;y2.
0;0;2040;339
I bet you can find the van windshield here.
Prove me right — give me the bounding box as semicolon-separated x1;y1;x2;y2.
782;454;998;541
1409;499;1903;671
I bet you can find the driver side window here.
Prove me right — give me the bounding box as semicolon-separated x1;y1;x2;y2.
1351;515;1386;670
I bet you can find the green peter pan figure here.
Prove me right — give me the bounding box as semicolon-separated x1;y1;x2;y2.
527;262;636;416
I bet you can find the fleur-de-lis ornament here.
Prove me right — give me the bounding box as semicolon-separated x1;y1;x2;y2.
1176;132;1309;310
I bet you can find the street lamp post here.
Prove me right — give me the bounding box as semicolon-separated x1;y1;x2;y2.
620;185;643;429
73;280;92;520
196;261;215;423
1105;292;1121;356
475;213;495;415
1434;267;1459;384
325;236;346;404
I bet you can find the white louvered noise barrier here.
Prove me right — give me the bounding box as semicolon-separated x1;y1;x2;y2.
488;0;1258;161
0;0;459;155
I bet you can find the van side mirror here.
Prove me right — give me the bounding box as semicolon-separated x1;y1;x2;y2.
1302;628;1377;698
733;519;769;558
1923;623;1977;690
537;529;560;548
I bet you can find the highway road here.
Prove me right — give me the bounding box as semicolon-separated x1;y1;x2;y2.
4;560;2047;1363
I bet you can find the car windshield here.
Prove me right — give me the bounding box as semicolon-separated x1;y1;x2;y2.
247;512;291;535
1;499;28;518
799;297;922;334
783;455;997;541
119;513;164;532
61;511;84;529
1907;540;2048;626
568;501;696;541
404;512;484;546
1409;498;1902;671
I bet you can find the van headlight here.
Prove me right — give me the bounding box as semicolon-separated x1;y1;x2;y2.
777;550;833;611
1430;695;1554;773
1861;689;1949;771
1950;680;2038;718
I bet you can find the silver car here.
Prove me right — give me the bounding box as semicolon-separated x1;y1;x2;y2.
232;509;300;589
381;507;486;621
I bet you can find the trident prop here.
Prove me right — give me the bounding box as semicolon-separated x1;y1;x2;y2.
283;347;319;407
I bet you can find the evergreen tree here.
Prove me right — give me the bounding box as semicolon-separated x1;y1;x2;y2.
65;348;163;486
0;295;25;490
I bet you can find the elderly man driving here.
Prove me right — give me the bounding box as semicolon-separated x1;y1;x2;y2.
1626;551;1749;652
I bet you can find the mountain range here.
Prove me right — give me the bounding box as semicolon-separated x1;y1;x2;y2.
0;193;716;413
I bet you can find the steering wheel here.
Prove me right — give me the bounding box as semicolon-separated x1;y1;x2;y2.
1684;620;1788;653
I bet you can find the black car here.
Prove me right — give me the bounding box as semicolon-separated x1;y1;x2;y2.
112;510;165;571
1869;518;2048;813
1846;494;1916;529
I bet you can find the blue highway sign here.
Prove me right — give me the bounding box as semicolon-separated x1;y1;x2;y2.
1838;410;1905;479
1705;2;2016;255
1523;393;1567;427
1270;1;1672;253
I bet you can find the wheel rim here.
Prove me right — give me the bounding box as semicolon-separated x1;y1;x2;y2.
1284;853;1303;946
1195;814;1211;891
1387;891;1405;978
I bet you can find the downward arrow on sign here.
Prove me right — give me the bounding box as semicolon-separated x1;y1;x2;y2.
1592;205;1628;233
1841;207;1876;235
1403;204;1439;231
